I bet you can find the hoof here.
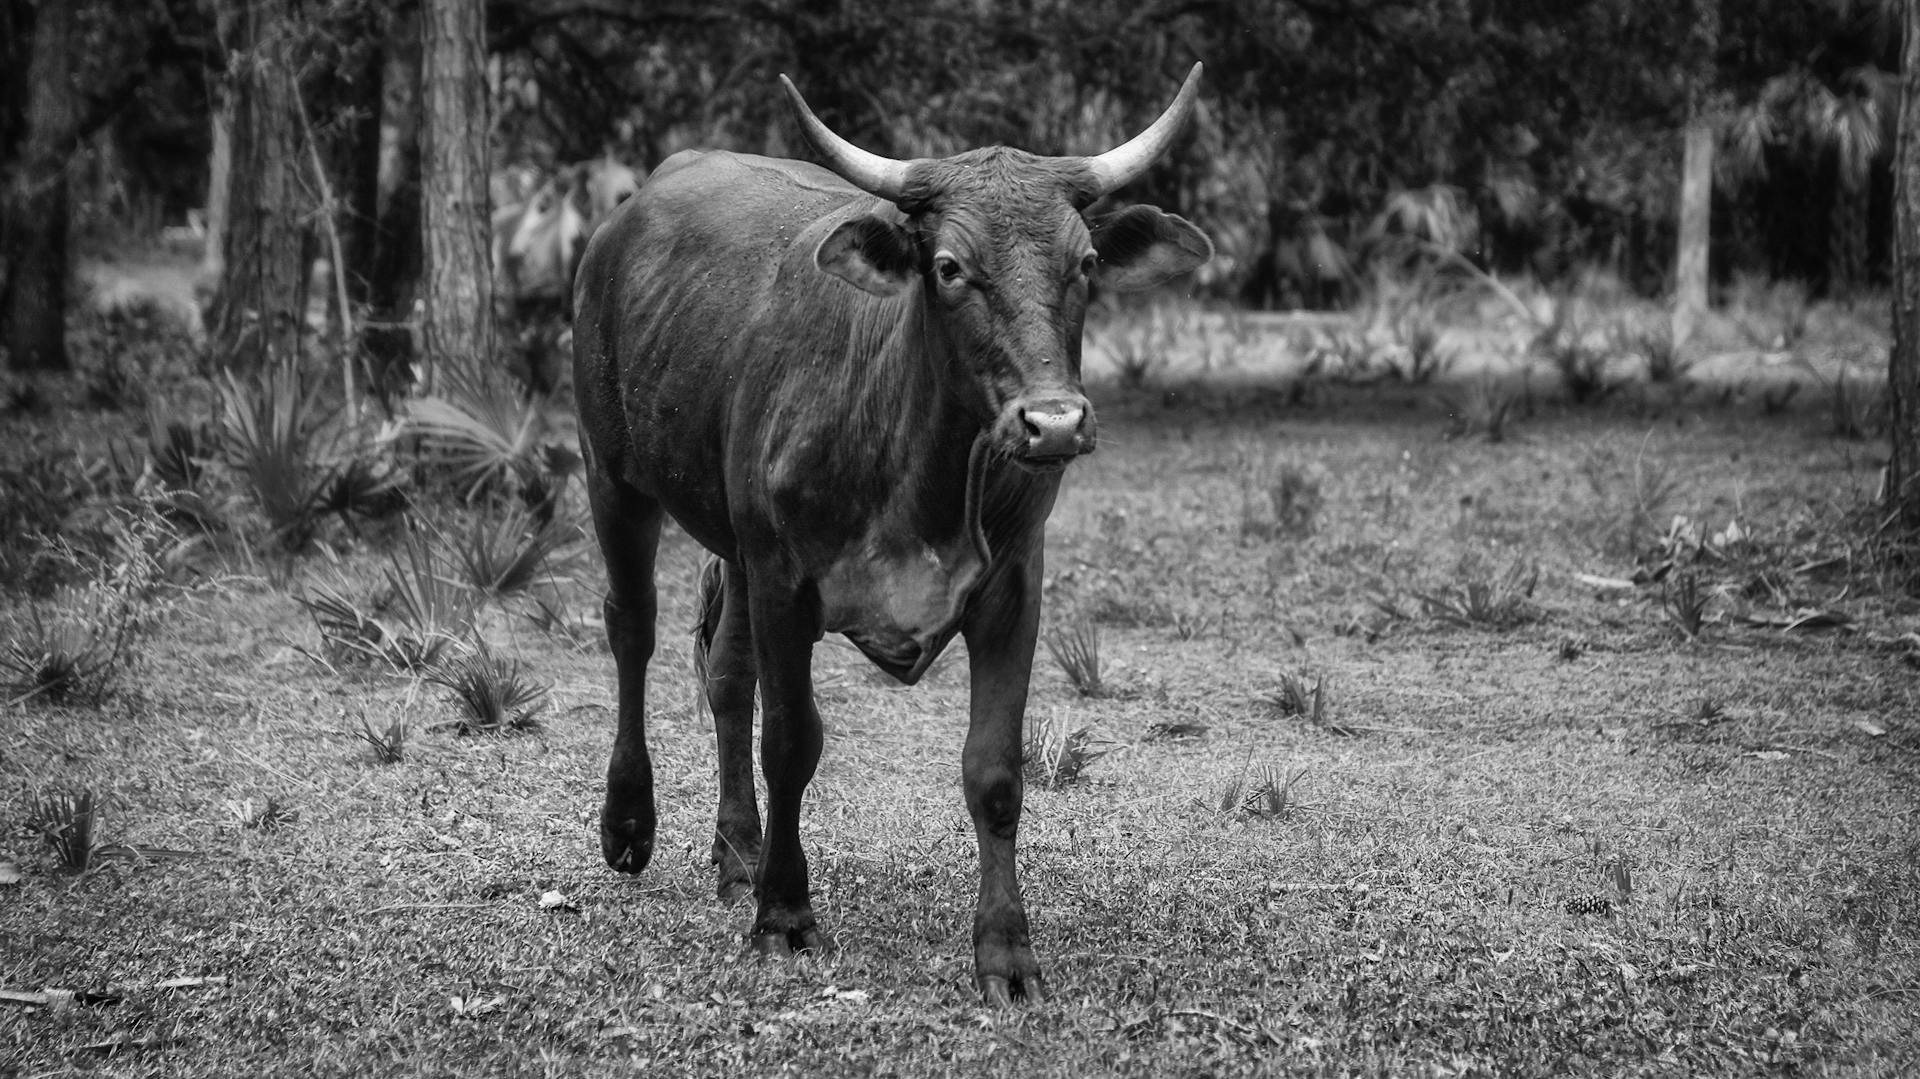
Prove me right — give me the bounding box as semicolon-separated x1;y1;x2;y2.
749;925;825;957
599;812;654;874
978;972;1047;1007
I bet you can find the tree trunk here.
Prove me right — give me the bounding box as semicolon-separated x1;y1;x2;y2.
1672;0;1719;347
365;0;423;395
1889;0;1920;534
337;39;385;312
2;0;76;373
196;90;232;317
0;0;37;312
419;0;491;392
1673;124;1714;345
209;0;308;372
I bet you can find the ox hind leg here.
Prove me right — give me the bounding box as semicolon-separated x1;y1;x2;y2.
584;462;665;874
694;556;762;900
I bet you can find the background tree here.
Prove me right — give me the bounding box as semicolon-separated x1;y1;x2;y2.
207;0;309;371
1891;0;1920;533
2;0;77;372
1674;0;1720;346
420;0;491;391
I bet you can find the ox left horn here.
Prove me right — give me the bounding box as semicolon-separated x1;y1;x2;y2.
1081;62;1205;199
778;75;918;203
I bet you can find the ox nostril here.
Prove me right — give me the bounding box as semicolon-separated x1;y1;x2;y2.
1018;402;1089;458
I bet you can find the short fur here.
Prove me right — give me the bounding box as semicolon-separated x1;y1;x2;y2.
574;102;1211;1005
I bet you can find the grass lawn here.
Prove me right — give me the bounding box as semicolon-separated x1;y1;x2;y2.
3;304;1919;1076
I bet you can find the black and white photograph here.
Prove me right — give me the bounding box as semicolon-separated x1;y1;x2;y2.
3;0;1918;1073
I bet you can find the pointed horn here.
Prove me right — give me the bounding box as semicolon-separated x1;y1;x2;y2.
1083;63;1205;198
779;74;914;202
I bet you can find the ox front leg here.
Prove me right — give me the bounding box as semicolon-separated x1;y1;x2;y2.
960;552;1047;1006
746;575;826;955
585;467;665;874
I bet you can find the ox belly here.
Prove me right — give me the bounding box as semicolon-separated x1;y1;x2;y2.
817;531;986;684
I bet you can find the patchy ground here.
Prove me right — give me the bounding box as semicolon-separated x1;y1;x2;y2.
2;289;1918;1076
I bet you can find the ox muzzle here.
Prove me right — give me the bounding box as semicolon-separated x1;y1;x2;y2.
998;394;1097;469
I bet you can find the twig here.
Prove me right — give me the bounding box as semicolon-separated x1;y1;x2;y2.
287;71;359;427
365;901;498;916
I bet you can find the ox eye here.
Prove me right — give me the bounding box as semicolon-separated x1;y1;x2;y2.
1078;252;1099;279
933;254;966;286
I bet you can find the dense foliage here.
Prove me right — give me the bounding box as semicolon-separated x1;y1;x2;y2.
0;0;1907;318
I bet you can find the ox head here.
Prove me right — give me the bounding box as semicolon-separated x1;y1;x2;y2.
495;160;640;313
496;175;588;309
782;66;1213;472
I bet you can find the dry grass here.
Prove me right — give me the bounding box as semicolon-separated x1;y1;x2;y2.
4;300;1918;1076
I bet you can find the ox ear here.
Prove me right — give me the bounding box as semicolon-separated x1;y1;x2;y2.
1089;206;1213;291
816;215;918;295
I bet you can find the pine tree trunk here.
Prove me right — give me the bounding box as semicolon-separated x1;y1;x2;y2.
208;0;308;372
197;91;232;315
1889;0;1920;533
1672;0;1719;347
1674;123;1714;344
337;41;385;311
2;0;76;373
419;0;491;392
365;0;423;394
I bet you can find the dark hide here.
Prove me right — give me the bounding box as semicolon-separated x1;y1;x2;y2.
575;137;1209;1004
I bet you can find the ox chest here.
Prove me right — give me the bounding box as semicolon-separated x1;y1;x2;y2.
769;434;999;684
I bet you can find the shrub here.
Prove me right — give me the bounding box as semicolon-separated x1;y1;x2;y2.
0;509;175;706
1532;299;1615;404
1609;317;1689;383
355;714;408;764
1240;458;1322;540
444;505;583;600
1414;555;1540;629
28;787;100;874
425;640;549;734
1261;669;1325;719
1214;763;1308;820
1044;618;1106;698
1663;570;1712;639
1022;708;1109;787
1445;372;1525;443
404;364;566;507
215;354;337;549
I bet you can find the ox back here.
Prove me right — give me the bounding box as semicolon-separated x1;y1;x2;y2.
573;67;1212;1005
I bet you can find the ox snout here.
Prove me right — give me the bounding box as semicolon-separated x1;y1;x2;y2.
1005;396;1097;468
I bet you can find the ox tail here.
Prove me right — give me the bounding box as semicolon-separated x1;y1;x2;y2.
691;555;725;723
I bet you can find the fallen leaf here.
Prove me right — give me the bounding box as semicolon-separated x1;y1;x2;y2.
538;890;576;912
0;862;21;886
450;993;506;1018
1744;750;1789;762
1853;720;1887;738
1574;572;1637;592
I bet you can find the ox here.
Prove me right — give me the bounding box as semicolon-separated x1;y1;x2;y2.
573;66;1211;1004
496;156;641;316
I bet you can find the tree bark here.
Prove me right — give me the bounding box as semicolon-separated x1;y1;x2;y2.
420;0;492;392
364;0;424;394
208;0;309;372
197;90;232;315
1672;0;1719;347
2;0;76;373
1889;0;1920;533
